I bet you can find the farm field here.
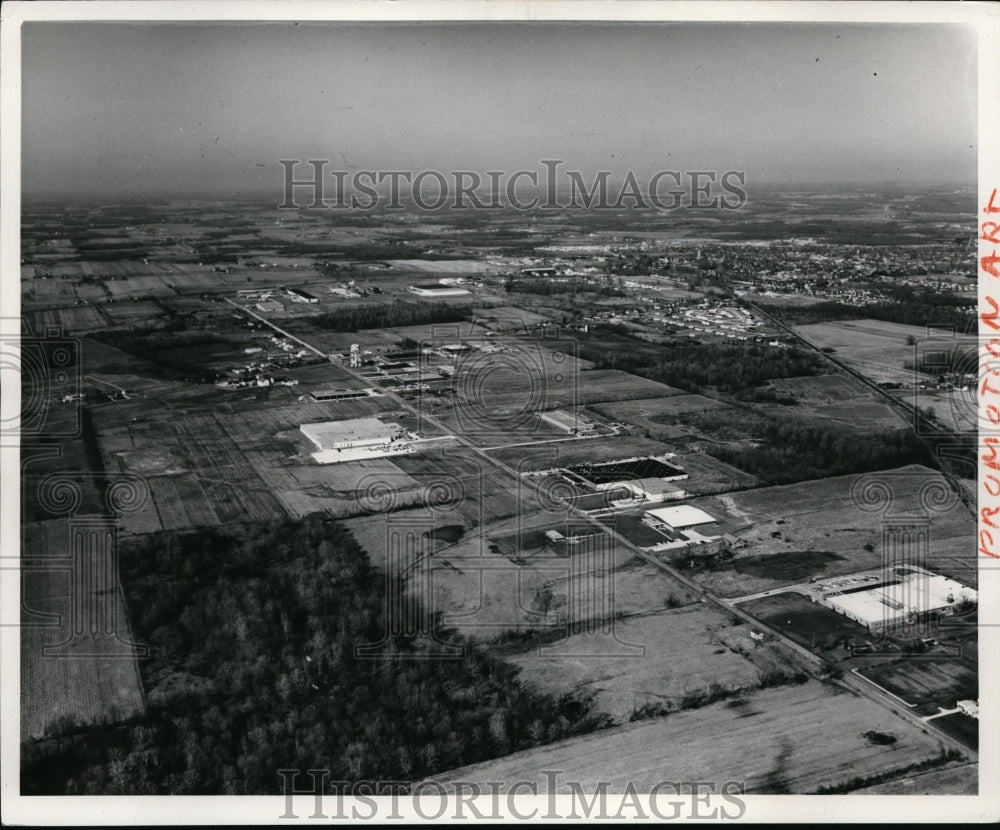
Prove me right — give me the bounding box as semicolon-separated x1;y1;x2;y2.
25;306;109;335
507;605;804;722
393;447;529;526
429;680;958;794
341;508;690;640
98;411;287;534
21;520;145;741
795;319;976;386
591;393;727;424
470;305;554;330
101;300;167;326
426;542;691;639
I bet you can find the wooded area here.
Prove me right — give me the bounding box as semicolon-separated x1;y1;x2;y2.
22;515;611;794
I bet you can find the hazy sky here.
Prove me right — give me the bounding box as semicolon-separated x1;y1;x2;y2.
21;22;977;196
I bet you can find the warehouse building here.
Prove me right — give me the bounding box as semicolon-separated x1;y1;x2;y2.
300;417;404;451
598;477;688;505
644;504;717;529
408;283;471;297
308;387;375;402
286;287;319;303
817;571;977;632
540;409;596;434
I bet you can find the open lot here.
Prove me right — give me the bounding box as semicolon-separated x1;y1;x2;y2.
507;605;803;722
796;319;975;386
739;592;872;651
430;680;959;794
853;762;977;794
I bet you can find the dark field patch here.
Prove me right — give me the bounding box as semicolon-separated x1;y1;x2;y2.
740;592;871;651
933;713;979;751
733;550;846;581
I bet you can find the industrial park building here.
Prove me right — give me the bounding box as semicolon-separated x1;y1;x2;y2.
817;572;977;632
408;283;471;297
540;409;596;433
300;417;403;451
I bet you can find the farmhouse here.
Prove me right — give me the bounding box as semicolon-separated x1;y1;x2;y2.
957;700;979;718
300;417;404;451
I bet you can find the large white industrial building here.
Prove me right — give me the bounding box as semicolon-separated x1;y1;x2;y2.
300;417;404;451
817;571;977;632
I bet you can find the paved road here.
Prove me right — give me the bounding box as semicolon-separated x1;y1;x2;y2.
229;300;976;761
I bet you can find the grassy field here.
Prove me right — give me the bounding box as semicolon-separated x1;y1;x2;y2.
507;605;802;722
739;592;872;651
429;680;957;794
932;713;978;751
340;509;689;641
674;451;763;494
394;447;528;525
21;520;145;742
853;762;977;794
26;306;110;335
733;550;847;580
796;319;976;386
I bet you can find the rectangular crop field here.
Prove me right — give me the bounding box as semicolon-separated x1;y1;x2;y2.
430;680;956;794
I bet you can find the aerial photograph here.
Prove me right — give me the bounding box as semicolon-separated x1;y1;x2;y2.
7;8;991;822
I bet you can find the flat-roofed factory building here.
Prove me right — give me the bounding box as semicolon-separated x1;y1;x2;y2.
597;477;689;505
644;504;717;530
540;409;596;434
817;571;977;632
300;417;404;451
308;386;375;402
408;283;471;297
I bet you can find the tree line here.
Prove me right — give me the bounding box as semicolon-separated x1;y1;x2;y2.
311;302;474;332
577;337;829;402
679;408;932;485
